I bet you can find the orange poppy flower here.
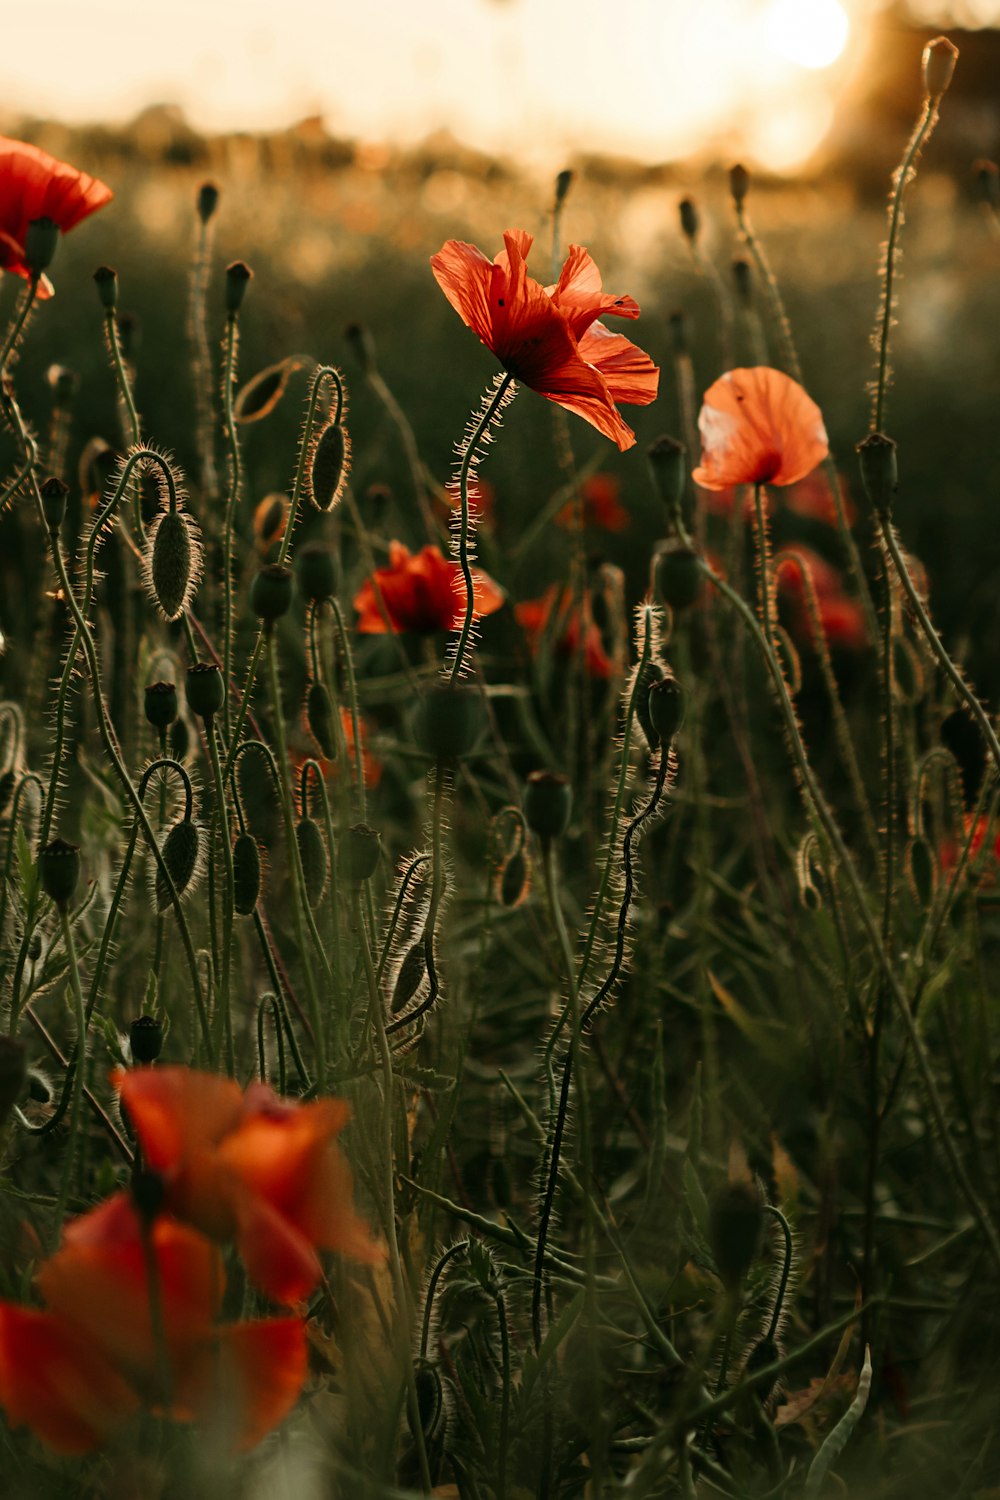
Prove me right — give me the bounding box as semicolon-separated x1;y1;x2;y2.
0;1193;307;1455
431;230;659;451
0;136;112;295
556;473;630;533
692;367;828;490
516;584;613;680
116;1067;384;1305
353;540;504;635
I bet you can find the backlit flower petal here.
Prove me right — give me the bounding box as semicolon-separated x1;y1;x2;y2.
430;239;495;348
0;1304;137;1455
577;321;660;406
692;367;828;490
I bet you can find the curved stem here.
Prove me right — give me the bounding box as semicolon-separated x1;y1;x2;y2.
448;373;514;684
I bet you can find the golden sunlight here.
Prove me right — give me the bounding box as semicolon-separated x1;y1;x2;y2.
764;0;851;69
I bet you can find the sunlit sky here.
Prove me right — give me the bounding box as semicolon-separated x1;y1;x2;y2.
0;0;995;171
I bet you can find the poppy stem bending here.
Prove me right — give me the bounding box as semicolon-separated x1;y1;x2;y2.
447;371;516;684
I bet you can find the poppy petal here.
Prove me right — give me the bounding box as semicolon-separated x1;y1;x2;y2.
231;1188;323;1305
116;1066;244;1175
171;1318;307;1453
429;240;495;347
692;367;828;489
551;245;641;339
577;322;660;405
0;1304;137;1455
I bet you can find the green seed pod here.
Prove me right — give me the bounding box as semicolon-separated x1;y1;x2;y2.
523;771;572;842
0;1037;27;1119
149;509;198;620
197;181;220;223
93;263;118;309
185;663;225;723
306;681;336;759
24;216;58;273
235;358;299;424
250;563;294;623
309;421;350;512
413;1361;446;1443
413;683;483;761
38;838;81;910
655;542;703;611
129;1015;163;1065
708;1179;764;1291
296;817;328;908
635;660;665;749
225;259;253;316
391;942;427;1015
647;677;685;747
856;432;898;518
144;680;178;732
233;832;263;916
296;542;339;604
40;475;68;532
341;822;381;883
499;848;530;908
732;256;753;306
156;817;200;912
922;35;958;100
0;770;15;818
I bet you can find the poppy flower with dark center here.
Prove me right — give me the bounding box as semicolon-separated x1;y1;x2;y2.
0;137;112;296
431;229;658;451
693;367;828;490
353;540;504;635
115;1066;383;1305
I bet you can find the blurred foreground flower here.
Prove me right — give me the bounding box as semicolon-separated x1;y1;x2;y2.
0;136;112;295
516;584;612;679
431;230;658;450
353;540;503;634
693;367;828;490
0;1195;306;1454
116;1067;384;1304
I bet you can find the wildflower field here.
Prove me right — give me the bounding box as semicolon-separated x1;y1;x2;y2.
2;31;1000;1500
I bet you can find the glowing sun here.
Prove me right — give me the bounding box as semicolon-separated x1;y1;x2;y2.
765;0;850;70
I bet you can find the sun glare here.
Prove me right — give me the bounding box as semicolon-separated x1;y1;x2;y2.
765;0;850;70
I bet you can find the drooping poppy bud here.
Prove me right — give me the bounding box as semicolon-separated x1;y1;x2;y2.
708;1179;764;1291
309;422;350;513
144;681;178;733
296;817;328;908
648;677;685;747
155;817;201;912
25;216;59;274
233;833;262;916
922;35;958;100
856;432;898;517
340;823;381;884
40;475;68;532
225;260;253;316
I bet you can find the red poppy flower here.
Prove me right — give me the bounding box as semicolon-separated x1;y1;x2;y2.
116;1067;384;1305
0;1194;307;1455
556;473;630;533
939;814;1000;883
353;540;504;635
516;584;613;679
0;136;112;296
431;230;658;451
777;549;867;652
692;367;828;490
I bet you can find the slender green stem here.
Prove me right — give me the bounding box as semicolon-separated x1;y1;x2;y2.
221;313;241;738
0;278;38;373
449;373;514;684
207;720;236;1074
52;906;88;1243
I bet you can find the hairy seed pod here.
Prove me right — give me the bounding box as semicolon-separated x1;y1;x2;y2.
156;817;200;912
296;817;328;908
648;677;685;747
144;680;178;732
306;681;336;759
129;1015;163;1065
523;771;572;841
391;942;427;1014
233;832;262;916
413;1361;446;1443
38;838;81;910
250;564;294;623
414;683;482;761
149;509;197;620
185;663;225;723
309;422;350;512
296;542;339;604
235;358;299;424
499;848;530;908
655;542;703;611
635;660;665;749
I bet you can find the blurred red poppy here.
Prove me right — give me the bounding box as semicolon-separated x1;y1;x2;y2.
516;584;612;679
939;813;1000;883
693;367;828;490
353;540;504;635
0;1194;307;1455
431;230;658;451
556;473;630;533
776;548;867;652
0;137;112;295
116;1067;383;1305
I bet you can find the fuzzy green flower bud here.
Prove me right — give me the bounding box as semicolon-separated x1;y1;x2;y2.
296;817;328;908
25;217;59;274
554;168;574;208
93;264;118;310
233;833;262;916
922;36;958;100
250;563;294;623
40;475;68;532
309;422;350;512
648;677;685;746
197;181;220;223
647;436;687;529
129;1015;163;1064
341;822;381;883
156;817;200;911
856;432;898;517
224;260;253;316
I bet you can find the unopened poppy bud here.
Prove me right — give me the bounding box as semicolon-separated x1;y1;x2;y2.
170;715;190;762
149;509;198;620
554;168;574;208
144;680;178;732
40;475;68;532
233;833;262;916
38;838;81;910
310;421;350;512
197;181;220;223
129;1015;163;1065
225;260;253;316
974;159;999;209
341;822;381;883
655;542;702;611
414;683;483;761
236;360;297;424
93;264;118;310
856;432;898;517
296;542;339;603
251;563;294;623
185;662;225;723
345;321;376;375
732;257;753;305
156;817;200;911
47;364;78;404
635;660;665;748
678;197;700;243
729;162;751;208
296;817;328;907
648;677;685;746
708;1179;764;1290
922;36;958;100
25;216;59;274
253;493;289;553
0;1038;27;1118
524;771;572;842
392;942;427;1014
28;1069;51;1104
647;436;687;527
306;681;336;758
